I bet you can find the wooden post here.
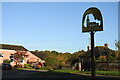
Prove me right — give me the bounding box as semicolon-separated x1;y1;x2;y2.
90;31;96;80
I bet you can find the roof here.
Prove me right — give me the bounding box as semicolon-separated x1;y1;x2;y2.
0;44;28;51
30;51;44;60
27;58;38;62
79;46;112;58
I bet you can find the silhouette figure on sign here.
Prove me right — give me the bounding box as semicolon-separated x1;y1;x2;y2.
82;7;103;32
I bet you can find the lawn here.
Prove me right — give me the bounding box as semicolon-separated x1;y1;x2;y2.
96;71;120;76
17;67;120;77
54;69;120;76
17;67;33;69
31;68;120;77
79;70;120;77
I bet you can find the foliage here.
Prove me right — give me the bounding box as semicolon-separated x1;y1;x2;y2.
115;40;120;61
96;56;107;62
13;50;29;67
24;64;31;68
67;50;85;65
95;50;119;62
31;50;85;68
3;59;11;64
31;46;119;69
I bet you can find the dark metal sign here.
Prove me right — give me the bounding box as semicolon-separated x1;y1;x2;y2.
82;7;104;79
82;7;103;32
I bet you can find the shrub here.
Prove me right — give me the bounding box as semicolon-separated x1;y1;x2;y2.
24;64;31;68
3;59;11;64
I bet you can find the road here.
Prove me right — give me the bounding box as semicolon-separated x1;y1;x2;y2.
2;68;48;78
2;68;120;80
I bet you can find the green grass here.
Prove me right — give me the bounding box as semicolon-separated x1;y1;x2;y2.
17;67;120;77
17;67;54;70
96;71;120;76
79;70;120;76
31;69;119;78
54;69;80;73
17;67;33;69
47;69;120;76
38;67;53;70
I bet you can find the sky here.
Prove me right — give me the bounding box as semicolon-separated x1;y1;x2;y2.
1;2;118;53
1;0;119;2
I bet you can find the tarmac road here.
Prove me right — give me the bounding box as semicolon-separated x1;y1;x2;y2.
2;68;48;78
1;68;120;80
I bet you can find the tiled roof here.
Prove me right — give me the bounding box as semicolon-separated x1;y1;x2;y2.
30;51;44;60
79;46;112;58
0;44;28;51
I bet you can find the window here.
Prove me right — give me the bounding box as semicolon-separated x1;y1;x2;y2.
20;60;24;63
0;53;4;57
10;54;14;62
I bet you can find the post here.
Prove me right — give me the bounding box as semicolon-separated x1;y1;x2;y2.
82;7;103;80
90;31;95;80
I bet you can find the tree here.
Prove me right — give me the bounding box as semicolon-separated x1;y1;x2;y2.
67;50;85;66
14;50;29;67
31;50;85;68
115;40;120;61
115;40;120;50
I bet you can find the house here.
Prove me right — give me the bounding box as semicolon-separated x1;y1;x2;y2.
0;44;45;67
79;43;114;71
0;54;3;64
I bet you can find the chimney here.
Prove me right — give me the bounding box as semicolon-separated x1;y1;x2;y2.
104;43;108;47
87;46;90;51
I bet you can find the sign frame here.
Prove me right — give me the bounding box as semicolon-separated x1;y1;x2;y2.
82;7;103;32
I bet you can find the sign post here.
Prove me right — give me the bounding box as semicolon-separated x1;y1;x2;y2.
90;31;95;79
82;7;103;80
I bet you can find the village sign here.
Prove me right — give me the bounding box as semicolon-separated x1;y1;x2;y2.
82;7;103;32
82;7;103;79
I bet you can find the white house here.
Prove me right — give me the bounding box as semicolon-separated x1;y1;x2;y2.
0;44;45;67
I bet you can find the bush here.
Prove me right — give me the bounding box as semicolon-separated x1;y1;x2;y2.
3;59;11;64
24;64;31;68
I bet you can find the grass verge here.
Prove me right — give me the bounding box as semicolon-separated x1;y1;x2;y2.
17;67;120;77
79;70;120;76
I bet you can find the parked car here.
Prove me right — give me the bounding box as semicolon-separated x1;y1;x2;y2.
31;62;39;69
2;63;12;70
31;62;43;69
